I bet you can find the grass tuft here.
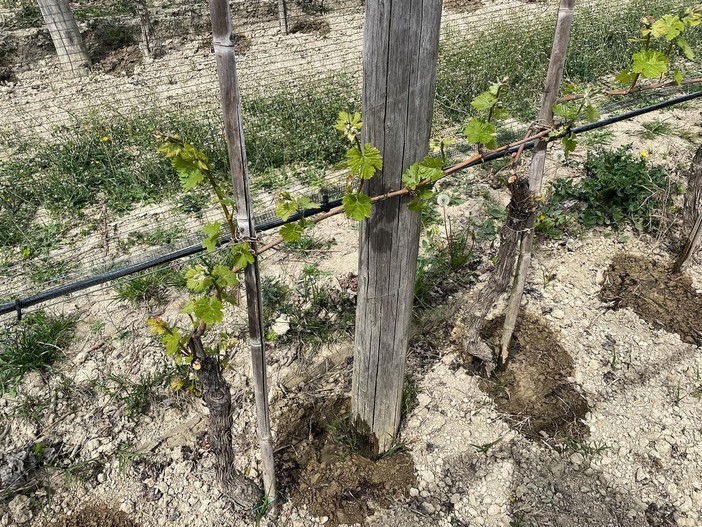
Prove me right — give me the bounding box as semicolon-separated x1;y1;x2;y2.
436;0;701;124
0;310;77;393
114;266;185;304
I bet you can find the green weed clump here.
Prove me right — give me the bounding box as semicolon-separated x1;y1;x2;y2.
242;76;358;174
261;264;355;347
415;227;477;309
0;76;357;251
4;0;41;28
536;146;670;238
114;265;186;305
436;0;701;123
0;310;77;393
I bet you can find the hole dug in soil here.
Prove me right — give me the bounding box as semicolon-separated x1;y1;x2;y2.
277;397;416;527
478;314;591;442
601;253;702;346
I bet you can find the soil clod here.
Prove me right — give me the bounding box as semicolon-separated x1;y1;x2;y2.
277;397;416;527
477;314;590;442
601;253;702;346
41;504;139;527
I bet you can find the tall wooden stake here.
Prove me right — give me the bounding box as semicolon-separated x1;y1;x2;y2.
278;0;288;34
352;0;443;455
500;0;575;363
673;144;702;273
36;0;90;77
135;0;159;59
208;0;277;507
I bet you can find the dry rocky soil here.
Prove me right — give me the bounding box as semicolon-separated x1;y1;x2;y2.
1;1;702;527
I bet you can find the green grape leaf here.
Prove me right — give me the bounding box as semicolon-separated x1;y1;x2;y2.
674;69;684;86
181;143;208;163
584;104;600;123
343;192;372;220
684;7;701;28
335;111;363;141
562;133;577;160
407;198;424;213
296;196;321;213
280;223;304;242
193;297;224;324
419;157;443;182
276;192;297;221
464;118;497;149
158;139;182;158
402;157;443;191
212;264;238;287
231;242;255;269
471;91;498;112
347;144;383;180
184;264;213;293
651;14;685;41
552;103;580;121
173;157;205;190
676;36;695;60
202;222;222;252
615;70;637;85
147;317;168;336
419;187;434;201
402;163;422;190
161;328;182;356
180;300;195;315
632;50;668;79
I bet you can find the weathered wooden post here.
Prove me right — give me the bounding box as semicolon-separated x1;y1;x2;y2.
499;0;575;362
352;0;443;455
36;0;90;76
135;0;159;59
278;0;288;34
673;144;702;272
208;0;277;508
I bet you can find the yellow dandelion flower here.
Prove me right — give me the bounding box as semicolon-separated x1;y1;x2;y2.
101;136;109;142
640;150;648;158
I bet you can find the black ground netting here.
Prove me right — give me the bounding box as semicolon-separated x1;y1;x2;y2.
0;0;700;314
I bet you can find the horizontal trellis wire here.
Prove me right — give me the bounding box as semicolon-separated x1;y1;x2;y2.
0;0;701;318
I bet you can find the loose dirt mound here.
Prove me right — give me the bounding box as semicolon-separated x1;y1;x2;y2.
601;253;702;346
42;504;138;527
289;18;332;36
277;397;416;527
478;314;590;442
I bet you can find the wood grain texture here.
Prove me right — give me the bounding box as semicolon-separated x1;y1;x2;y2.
209;0;277;506
674;144;702;272
278;0;288;34
36;0;90;76
500;0;574;362
352;0;442;454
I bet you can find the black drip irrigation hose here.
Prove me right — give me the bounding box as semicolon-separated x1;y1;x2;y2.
2;89;701;318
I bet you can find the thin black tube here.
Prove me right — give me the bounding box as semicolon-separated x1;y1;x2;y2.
2;89;700;317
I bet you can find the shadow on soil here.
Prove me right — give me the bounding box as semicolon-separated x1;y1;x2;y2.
601;253;702;346
459;314;680;527
276;396;416;527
